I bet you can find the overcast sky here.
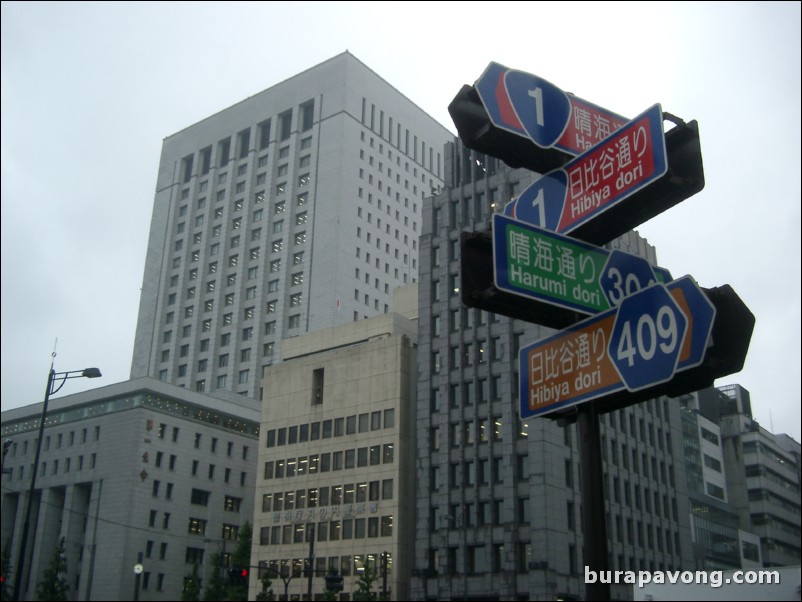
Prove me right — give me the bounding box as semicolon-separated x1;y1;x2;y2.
2;1;799;440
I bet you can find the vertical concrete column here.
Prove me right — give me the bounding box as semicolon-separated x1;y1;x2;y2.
62;483;91;596
28;487;66;597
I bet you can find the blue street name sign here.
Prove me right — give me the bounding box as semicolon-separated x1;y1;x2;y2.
518;276;716;419
505;104;668;234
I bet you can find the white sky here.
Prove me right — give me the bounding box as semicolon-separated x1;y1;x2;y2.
2;1;800;440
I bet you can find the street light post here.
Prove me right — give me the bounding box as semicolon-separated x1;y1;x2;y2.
307;523;315;601
380;551;388;600
11;356;100;601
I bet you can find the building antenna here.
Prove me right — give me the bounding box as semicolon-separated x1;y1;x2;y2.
769;409;774;433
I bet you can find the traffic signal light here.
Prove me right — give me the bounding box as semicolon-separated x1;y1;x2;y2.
448;84;574;173
228;565;249;585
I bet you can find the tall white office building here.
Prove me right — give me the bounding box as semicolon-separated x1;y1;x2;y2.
131;51;452;401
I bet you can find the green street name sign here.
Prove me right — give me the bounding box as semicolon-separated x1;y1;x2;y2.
492;214;671;316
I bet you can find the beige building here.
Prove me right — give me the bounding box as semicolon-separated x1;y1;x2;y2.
251;286;418;600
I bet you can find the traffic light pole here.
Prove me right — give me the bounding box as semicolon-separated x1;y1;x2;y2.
381;552;388;599
307;524;315;600
577;404;610;601
133;552;143;602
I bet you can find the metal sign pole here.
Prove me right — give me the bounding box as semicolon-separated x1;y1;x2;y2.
577;403;610;601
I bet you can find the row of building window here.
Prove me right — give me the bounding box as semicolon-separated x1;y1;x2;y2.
168;246;304;292
153;424;251;458
175;196;306;260
179;487;243;512
177;187;307;229
744;464;801;494
431;342;517;375
260;515;393;546
360;104;442;181
610;513;681;556
189;459;248;484
359;145;432;197
265;409;395;448
164;307;298;340
172;181;308;278
180;100;314;185
9;453;98;481
354;247;414;283
430;377;505;409
357;166;421;222
429;457;507;492
7;425;101;459
434;541;679;580
430;417;505;450
602;438;676;486
177;180;309;235
259;551;391;581
604;475;679;521
173;288;302;318
147;509;241;541
742;439;798;469
360;94;443;177
171;230;308;270
356;185;419;225
186;516;240;539
264;443;395;480
262;479;394;513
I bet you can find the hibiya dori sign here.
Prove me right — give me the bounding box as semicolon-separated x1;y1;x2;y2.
452;62;755;602
518;277;714;418
505;104;667;236
451;61;754;420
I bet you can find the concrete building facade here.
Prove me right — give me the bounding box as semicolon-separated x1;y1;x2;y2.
716;385;801;568
412;140;695;601
678;388;757;570
130;51;452;403
1;378;259;601
678;383;801;570
251;286;418;600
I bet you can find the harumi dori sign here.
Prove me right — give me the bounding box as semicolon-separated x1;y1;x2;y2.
492;213;672;315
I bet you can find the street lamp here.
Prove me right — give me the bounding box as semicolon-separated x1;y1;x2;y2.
12;357;101;601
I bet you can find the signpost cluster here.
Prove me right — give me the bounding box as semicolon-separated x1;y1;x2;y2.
450;62;755;601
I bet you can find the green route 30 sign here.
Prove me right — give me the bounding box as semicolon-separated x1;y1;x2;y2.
493;214;671;316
